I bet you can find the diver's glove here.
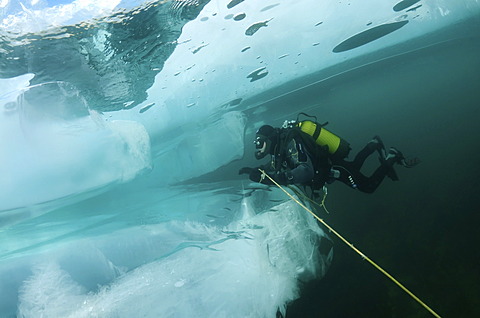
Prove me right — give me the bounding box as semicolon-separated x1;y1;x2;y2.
239;167;264;183
238;167;253;175
249;169;263;183
239;167;293;185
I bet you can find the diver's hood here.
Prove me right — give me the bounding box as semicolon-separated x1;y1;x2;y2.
254;125;277;160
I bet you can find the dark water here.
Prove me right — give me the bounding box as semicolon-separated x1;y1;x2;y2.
285;35;480;318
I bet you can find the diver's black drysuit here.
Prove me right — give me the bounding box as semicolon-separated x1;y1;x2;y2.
244;135;393;194
331;142;393;193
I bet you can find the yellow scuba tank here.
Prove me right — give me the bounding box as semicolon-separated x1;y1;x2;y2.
297;120;351;159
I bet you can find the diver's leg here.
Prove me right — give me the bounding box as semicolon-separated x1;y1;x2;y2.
337;147;420;193
363;146;421;190
332;161;371;192
359;164;390;193
351;136;385;170
334;157;390;194
351;146;374;170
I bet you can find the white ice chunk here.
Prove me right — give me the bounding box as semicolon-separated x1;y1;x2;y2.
0;82;152;212
13;187;331;318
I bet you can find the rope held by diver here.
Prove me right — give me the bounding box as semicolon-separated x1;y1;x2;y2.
258;169;442;318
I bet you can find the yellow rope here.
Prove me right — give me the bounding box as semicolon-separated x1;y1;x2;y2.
291;185;331;214
259;169;442;318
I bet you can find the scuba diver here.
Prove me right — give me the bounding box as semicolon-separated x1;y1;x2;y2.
239;115;420;194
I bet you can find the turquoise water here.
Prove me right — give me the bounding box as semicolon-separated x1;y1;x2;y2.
1;0;480;317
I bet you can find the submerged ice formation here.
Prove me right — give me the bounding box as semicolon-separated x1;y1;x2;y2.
152;111;246;184
0;80;151;214
4;187;332;318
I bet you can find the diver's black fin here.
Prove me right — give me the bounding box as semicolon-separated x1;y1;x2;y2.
379;155;399;181
386;166;399;181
